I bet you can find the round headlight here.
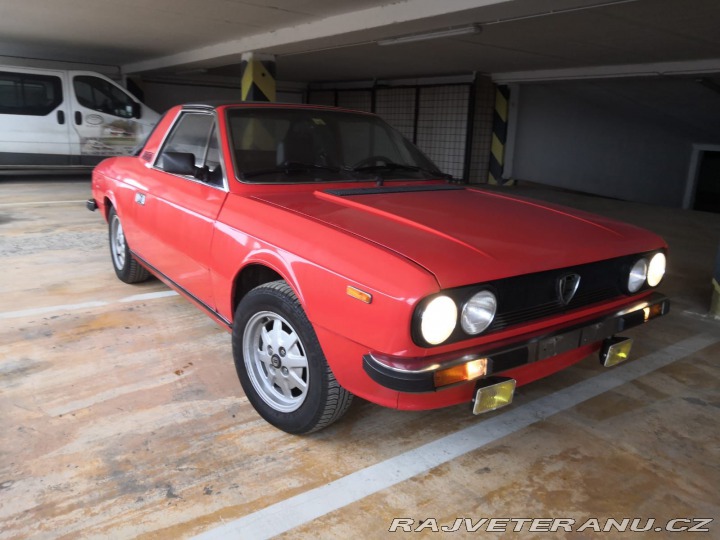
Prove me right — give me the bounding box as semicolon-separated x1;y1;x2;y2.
647;252;666;287
420;296;457;345
461;290;497;335
627;258;648;293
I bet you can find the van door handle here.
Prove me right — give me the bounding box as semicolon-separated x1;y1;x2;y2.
57;110;65;124
74;111;82;125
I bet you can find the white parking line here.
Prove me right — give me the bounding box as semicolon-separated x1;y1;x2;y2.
0;290;179;320
193;333;719;540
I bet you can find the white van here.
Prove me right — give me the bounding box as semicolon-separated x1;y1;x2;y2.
0;65;160;169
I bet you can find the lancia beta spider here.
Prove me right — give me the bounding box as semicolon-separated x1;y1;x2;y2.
88;103;669;434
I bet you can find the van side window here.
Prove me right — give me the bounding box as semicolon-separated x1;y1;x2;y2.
73;76;135;118
0;71;62;116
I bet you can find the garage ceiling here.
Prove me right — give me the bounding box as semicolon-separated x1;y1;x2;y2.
1;0;719;83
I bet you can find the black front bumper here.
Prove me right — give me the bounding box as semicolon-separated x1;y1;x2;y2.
86;198;98;212
363;292;670;393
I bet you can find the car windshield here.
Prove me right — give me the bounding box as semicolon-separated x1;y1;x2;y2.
226;107;445;183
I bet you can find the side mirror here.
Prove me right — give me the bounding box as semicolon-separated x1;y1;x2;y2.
161;152;196;176
132;101;142;119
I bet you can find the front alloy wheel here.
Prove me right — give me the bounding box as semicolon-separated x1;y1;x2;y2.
233;281;353;434
243;311;310;413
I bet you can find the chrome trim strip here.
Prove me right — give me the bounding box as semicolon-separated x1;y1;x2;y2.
131;251;231;328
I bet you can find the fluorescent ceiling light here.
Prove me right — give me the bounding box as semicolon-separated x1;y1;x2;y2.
377;25;480;46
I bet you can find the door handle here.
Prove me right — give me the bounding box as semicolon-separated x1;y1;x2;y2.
134;192;146;206
74;111;82;125
57;110;65;124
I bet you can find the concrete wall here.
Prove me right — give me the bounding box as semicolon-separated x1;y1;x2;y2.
509;79;720;207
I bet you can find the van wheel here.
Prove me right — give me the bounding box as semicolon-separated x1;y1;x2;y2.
108;207;149;283
232;281;353;434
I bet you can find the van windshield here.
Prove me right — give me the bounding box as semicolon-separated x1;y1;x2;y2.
226;107;444;183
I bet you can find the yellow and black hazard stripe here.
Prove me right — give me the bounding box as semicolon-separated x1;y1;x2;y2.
488;85;514;186
241;58;276;102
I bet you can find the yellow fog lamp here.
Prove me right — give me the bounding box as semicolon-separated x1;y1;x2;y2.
433;357;488;388
472;378;516;415
600;336;634;367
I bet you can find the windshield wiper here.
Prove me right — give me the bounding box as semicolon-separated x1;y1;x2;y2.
352;162;452;180
241;161;343;179
352;162;422;173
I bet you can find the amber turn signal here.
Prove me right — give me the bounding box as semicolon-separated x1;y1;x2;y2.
346;286;372;304
433;358;488;388
643;302;665;322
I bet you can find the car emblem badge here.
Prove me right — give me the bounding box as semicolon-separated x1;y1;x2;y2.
557;273;581;305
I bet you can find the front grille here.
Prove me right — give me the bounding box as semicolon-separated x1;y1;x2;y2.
483;257;636;335
413;252;657;347
488;285;620;332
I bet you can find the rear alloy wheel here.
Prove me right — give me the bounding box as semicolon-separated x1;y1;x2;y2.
108;207;149;284
233;280;353;434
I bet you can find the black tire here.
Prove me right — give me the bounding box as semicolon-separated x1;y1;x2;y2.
232;280;353;434
108;206;150;284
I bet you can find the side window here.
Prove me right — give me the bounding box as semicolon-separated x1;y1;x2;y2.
0;71;63;116
157;113;223;186
73;76;135;118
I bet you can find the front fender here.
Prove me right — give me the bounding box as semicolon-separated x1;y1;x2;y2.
210;196;439;355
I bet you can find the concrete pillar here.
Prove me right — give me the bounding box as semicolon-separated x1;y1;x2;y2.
712;242;720;318
240;52;276;102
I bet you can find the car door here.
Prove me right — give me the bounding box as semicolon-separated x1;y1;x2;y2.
135;111;228;309
0;68;70;164
69;72;145;164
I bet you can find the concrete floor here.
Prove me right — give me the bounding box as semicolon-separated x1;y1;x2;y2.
1;178;719;539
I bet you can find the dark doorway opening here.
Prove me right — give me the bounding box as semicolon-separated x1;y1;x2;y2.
694;151;720;213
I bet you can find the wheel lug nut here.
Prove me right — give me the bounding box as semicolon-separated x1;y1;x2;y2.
267;346;273;354
279;347;286;357
281;367;289;375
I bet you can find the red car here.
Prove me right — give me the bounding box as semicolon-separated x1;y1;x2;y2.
88;103;669;434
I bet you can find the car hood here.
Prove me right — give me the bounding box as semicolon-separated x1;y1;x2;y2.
251;185;665;288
